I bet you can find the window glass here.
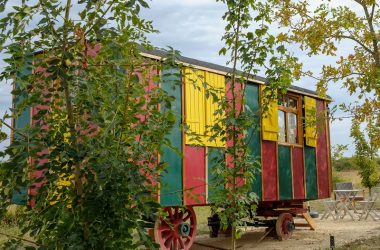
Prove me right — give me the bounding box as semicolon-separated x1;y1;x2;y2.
287;112;297;144
288;98;297;109
278;110;286;143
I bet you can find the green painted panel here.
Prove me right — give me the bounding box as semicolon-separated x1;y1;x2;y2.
245;83;262;201
278;145;292;200
207;147;223;203
14;57;32;131
160;67;183;206
305;146;318;199
12;56;32;205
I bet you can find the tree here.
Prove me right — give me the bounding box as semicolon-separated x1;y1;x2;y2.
0;0;177;249
331;144;348;169
208;0;299;249
270;0;380;189
351;117;380;192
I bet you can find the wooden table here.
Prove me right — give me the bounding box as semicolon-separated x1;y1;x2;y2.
333;189;361;220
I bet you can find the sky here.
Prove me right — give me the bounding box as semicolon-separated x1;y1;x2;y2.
0;0;358;156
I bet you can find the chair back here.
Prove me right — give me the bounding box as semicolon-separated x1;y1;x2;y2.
335;182;354;190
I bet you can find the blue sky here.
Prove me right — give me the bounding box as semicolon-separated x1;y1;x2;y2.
0;0;356;156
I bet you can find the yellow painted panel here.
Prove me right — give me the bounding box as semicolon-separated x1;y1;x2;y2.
184;68;206;145
204;72;225;147
304;96;317;147
261;86;278;141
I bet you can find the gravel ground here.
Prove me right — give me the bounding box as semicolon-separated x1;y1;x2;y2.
191;217;380;250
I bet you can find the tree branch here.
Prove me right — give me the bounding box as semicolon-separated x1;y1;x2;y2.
84;0;117;37
0;117;28;139
334;34;374;55
361;2;380;67
370;3;375;22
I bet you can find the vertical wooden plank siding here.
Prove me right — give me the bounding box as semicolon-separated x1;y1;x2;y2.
160;67;183;206
207;147;223;203
204;72;225;147
292;147;305;199
325;102;333;195
184;68;206;144
305;146;318;199
184;146;206;205
260;86;279;141
316;100;330;198
11;56;32;205
245;83;262;200
225;82;244;187
278;145;293;200
262;141;278;201
304;96;317;147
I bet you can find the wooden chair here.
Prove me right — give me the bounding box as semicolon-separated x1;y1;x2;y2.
357;187;380;221
320;200;339;220
334;182;365;209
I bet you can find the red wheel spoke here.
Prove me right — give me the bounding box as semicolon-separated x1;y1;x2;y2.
173;237;178;249
160;223;172;232
174;207;179;219
178;237;185;249
168;208;174;219
185;235;191;243
183;212;191;222
165;234;174;248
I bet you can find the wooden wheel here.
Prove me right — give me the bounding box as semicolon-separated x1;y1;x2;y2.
275;213;295;241
154;206;197;250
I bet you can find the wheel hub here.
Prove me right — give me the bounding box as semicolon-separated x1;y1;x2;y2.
178;222;191;236
286;221;295;232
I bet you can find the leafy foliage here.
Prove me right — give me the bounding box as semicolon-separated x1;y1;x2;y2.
207;0;299;249
270;0;380;192
351;118;380;190
0;0;178;249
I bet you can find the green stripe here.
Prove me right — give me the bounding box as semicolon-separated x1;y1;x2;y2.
160;67;183;206
245;84;262;201
278;145;292;200
12;55;33;205
207;147;223;203
305;146;318;199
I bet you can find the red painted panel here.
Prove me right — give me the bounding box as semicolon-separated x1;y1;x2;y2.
292;147;305;199
226;82;244;187
262;141;278;201
134;67;159;189
184;146;206;205
317;100;329;198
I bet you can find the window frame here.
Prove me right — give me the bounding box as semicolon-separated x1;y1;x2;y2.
277;94;303;146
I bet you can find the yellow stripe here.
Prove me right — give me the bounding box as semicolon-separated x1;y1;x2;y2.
304;96;317;147
261;86;278;141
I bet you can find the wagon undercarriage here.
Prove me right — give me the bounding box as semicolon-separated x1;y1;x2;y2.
152;202;316;249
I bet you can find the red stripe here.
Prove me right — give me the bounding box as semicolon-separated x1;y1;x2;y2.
317;100;329;198
292;147;305;199
226;82;244;187
184;146;206;205
262;141;278;201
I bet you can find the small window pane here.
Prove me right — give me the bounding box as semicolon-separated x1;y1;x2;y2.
288;113;297;144
288;98;297;109
278;110;286;142
278;96;286;107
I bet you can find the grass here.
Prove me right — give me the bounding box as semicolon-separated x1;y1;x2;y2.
193;206;212;235
0;209;22;246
